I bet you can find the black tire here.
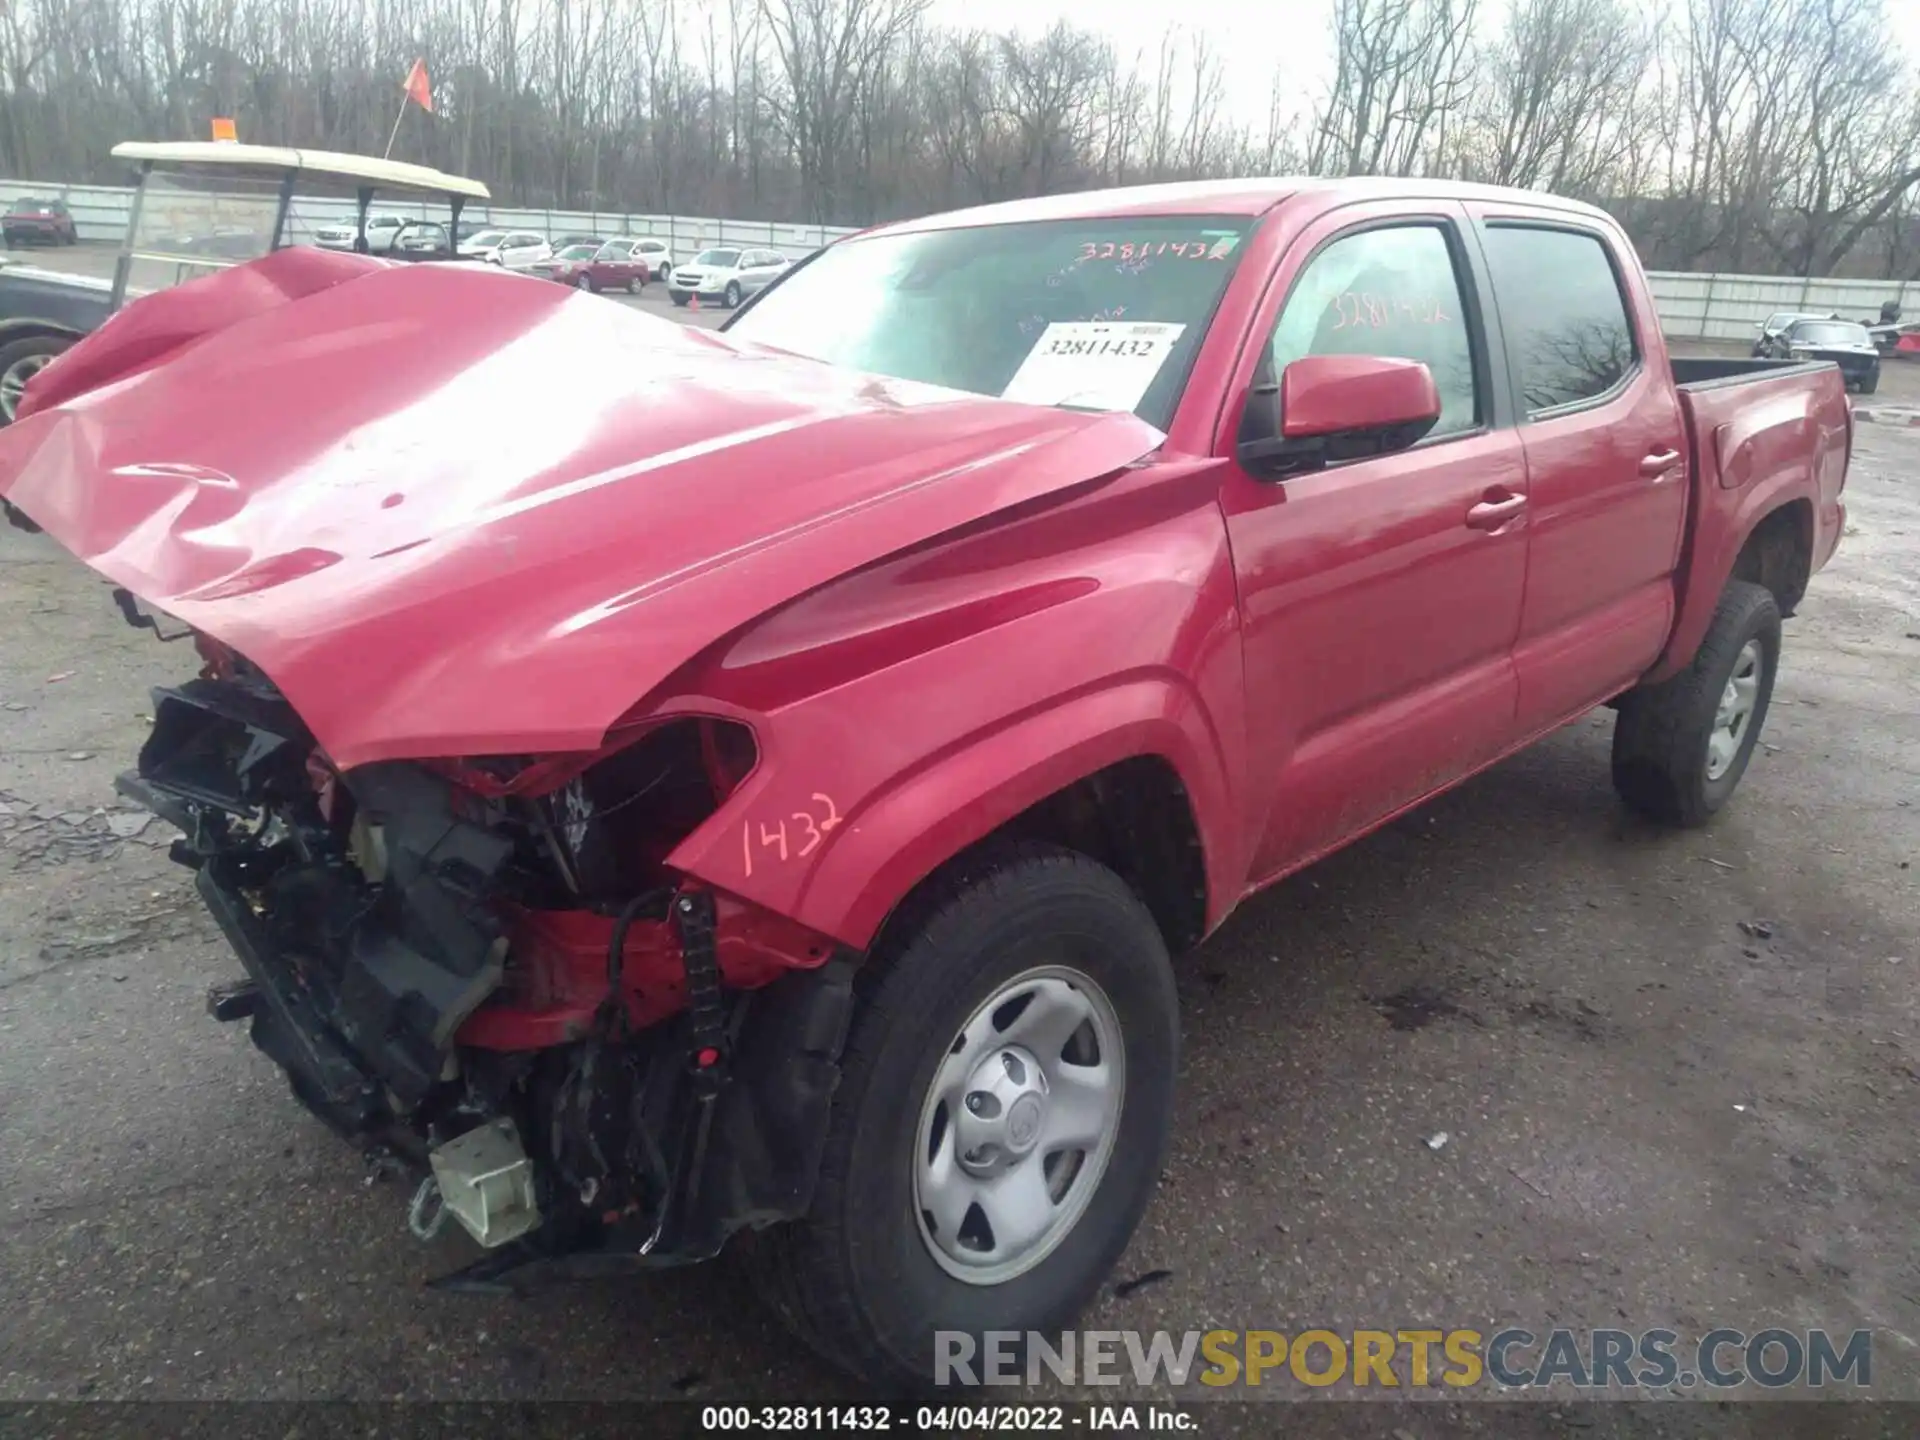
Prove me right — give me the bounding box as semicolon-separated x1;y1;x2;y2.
575;274;595;292
671;293;689;308
1611;580;1781;827
749;844;1178;1390
724;281;742;309
626;276;641;294
0;333;73;426
1860;372;1879;395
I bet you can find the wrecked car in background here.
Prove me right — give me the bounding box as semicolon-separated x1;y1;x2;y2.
0;176;1848;1389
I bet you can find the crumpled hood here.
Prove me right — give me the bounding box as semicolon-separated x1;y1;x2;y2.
0;253;1163;769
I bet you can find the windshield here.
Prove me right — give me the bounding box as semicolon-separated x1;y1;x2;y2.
465;230;506;247
1791;321;1869;345
123;168;280;296
724;216;1251;425
695;248;740;267
9;199;56;214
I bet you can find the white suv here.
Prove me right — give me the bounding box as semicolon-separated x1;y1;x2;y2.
456;229;554;269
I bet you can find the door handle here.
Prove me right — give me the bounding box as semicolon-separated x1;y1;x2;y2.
1640;449;1681;476
1465;493;1527;530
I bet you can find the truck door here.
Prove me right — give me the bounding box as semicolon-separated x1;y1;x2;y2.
1468;215;1689;730
1219;204;1530;883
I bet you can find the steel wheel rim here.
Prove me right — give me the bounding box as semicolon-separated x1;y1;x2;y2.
1706;639;1763;781
912;964;1125;1286
0;353;50;420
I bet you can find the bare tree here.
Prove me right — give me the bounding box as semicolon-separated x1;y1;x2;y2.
1308;0;1479;176
0;0;1915;275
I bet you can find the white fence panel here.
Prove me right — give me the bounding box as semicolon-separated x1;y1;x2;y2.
6;172;1915;343
0;175;858;256
1646;270;1919;342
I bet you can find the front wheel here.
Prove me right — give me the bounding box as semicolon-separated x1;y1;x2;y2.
0;333;72;425
1612;580;1781;827
724;281;742;309
575;274;594;291
750;845;1178;1389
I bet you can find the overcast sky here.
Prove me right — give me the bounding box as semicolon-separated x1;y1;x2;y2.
936;0;1920;133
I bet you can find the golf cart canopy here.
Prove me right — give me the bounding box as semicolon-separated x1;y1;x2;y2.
109;141;491;306
109;143;491;201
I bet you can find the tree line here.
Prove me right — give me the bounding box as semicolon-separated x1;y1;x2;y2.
2;0;1918;278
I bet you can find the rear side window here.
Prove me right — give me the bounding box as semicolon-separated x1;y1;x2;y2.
1482;226;1636;413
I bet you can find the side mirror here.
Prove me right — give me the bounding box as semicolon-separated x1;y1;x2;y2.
1238;353;1442;477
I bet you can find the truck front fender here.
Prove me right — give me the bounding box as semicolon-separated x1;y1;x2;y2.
787;675;1233;949
659;464;1249;950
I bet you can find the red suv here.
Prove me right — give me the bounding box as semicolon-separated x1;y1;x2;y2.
3;197;77;247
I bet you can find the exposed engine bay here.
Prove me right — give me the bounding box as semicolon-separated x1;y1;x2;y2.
122;626;853;1286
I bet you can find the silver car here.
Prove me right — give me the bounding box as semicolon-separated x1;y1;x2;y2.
666;246;790;309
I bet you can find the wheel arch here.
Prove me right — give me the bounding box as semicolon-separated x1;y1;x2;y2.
1729;496;1814;619
0;319;84;348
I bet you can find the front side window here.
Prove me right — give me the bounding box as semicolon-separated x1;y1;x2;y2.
1265;224;1480;438
724;215;1251;427
1482;226;1637;413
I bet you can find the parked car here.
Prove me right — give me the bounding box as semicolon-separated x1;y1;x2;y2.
632;237;674;280
545;237;656;293
3;197;78;247
1765;316;1881;392
1751;310;1820;357
0;141;488;425
0;177;1850;1388
532;242;604;284
389;220;457;260
457;228;553;268
312;213;411;253
667;245;788;307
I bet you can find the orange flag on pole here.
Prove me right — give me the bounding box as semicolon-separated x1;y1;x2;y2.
404;59;433;113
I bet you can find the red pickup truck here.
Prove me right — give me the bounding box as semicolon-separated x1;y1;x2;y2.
0;177;1848;1388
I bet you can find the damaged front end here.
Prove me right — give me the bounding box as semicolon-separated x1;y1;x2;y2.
126;642;852;1286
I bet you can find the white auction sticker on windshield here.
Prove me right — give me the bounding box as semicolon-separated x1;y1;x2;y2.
1001;321;1186;412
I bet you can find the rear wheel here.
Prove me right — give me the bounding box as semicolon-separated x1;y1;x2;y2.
1612;580;1781;827
750;845;1178;1389
0;334;72;425
626;275;642;294
1860;372;1879;395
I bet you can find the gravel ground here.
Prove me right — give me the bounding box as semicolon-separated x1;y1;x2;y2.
0;249;1917;1430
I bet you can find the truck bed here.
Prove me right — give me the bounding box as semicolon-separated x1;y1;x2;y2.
1648;356;1852;682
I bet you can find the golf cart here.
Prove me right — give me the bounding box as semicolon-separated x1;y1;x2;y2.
0;141;489;424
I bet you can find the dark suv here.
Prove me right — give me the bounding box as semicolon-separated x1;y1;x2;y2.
3;197;78;248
